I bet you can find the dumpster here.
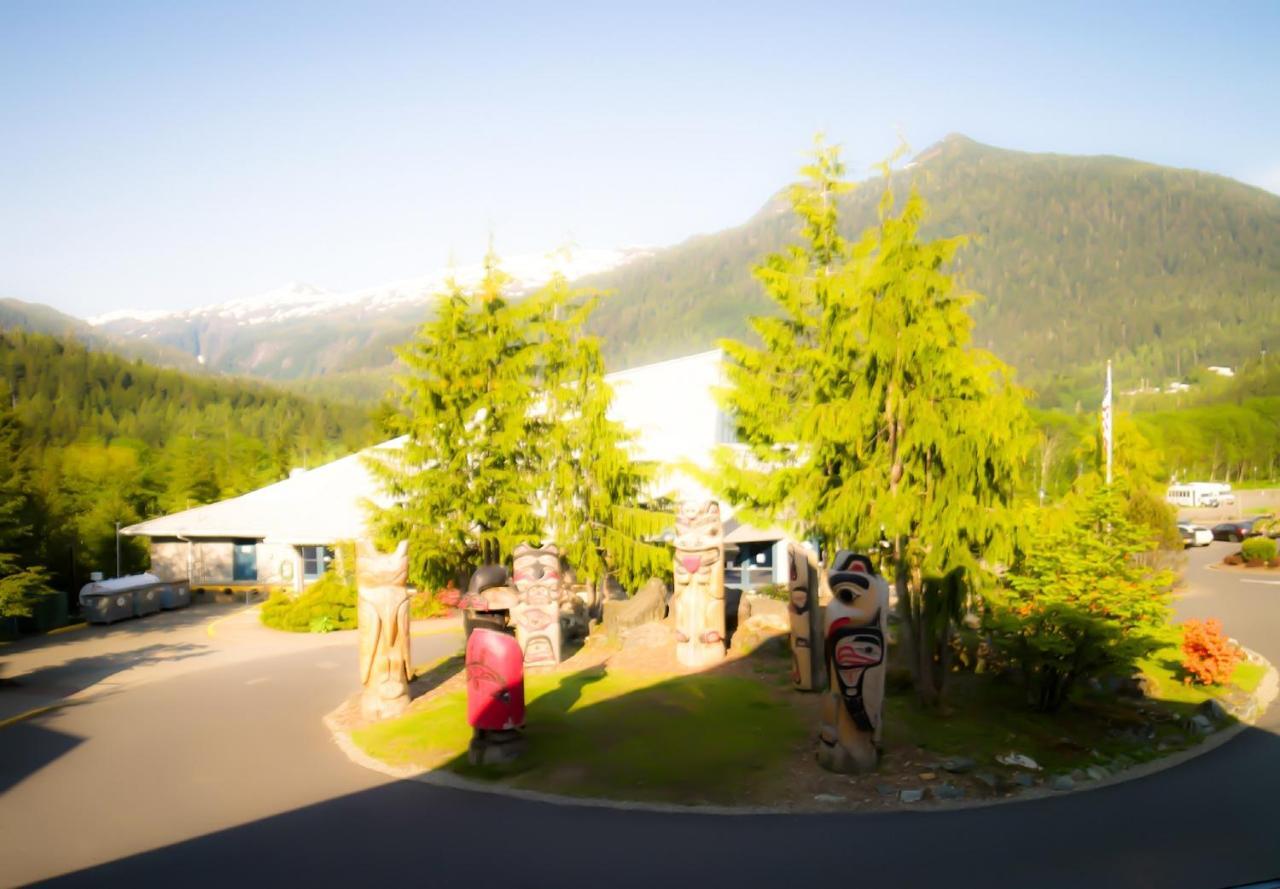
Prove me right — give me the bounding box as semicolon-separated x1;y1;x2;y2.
132;584;162;617
159;581;191;610
78;573;162;624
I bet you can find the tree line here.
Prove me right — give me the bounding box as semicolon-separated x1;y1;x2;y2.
0;329;375;616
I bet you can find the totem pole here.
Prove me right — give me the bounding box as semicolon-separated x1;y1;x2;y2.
465;627;527;765
817;551;889;773
356;539;412;721
511;543;564;667
672;500;726;668
787;542;825;691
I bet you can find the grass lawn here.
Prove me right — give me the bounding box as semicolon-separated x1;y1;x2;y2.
350;630;1267;806
353;661;809;804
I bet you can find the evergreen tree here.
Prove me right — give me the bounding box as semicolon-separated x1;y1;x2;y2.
368;255;544;589
715;139;1031;705
534;274;671;591
0;382;51;618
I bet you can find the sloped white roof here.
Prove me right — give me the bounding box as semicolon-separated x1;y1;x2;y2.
122;437;404;543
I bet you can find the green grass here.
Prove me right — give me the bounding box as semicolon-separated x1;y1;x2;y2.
352;665;809;804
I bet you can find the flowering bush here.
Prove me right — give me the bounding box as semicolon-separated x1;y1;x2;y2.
1180;618;1242;686
984;486;1174;712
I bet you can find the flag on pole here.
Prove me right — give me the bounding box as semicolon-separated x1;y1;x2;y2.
1102;360;1113;485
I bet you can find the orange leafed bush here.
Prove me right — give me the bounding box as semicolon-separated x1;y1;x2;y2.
1181;618;1242;686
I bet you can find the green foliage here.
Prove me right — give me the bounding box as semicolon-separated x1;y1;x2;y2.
261;550;358;633
0;328;374;590
369;254;668;591
715;138;1031;705
1241;536;1277;562
985;485;1174;712
0;380;52;618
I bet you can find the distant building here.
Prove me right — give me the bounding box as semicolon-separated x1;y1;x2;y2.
1207;365;1235;377
125;351;791;594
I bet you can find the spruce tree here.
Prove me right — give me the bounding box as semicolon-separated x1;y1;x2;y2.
0;382;51;618
534;274;670;591
716;139;1031;705
368;254;543;589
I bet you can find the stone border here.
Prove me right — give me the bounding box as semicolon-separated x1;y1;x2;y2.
325;650;1278;816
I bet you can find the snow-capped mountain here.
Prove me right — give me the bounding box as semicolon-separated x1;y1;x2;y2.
84;247;650;384
89;247;649;329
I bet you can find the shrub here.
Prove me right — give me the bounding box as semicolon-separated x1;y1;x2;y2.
1180;618;1242;686
1241;536;1277;563
984;485;1174;712
261;571;358;632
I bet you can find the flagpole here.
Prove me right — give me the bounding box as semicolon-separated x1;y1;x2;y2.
1104;360;1113;486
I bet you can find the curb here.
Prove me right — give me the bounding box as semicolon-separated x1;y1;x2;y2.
0;702;68;731
325;649;1279;817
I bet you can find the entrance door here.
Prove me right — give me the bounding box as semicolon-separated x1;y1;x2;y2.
232;541;258;581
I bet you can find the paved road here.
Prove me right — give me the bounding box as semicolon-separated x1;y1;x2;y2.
3;547;1279;889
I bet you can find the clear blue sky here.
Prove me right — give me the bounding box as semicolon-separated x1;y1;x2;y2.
2;1;1278;317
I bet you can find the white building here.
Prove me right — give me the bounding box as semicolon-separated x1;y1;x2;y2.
125;351;790;593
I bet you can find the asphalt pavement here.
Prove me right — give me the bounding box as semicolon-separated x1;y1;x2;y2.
2;545;1278;889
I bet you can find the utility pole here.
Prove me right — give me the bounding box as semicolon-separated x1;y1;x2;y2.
1102;361;1113;486
115;521;121;578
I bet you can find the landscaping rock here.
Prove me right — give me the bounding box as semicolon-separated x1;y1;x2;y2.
1110;754;1135;771
996;752;1041;771
973;771;999;791
899;788;925;803
875;783;897;797
1051;775;1075;791
941;756;976;774
934;782;965;801
1196;698;1230;725
813;793;846;803
603;578;667;641
1187;714;1215;735
1085;765;1110;781
1070;769;1086;782
1013;772;1035;788
918;771;937;781
620;622;672;649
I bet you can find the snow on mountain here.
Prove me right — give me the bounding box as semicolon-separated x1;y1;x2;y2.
88;247;650;328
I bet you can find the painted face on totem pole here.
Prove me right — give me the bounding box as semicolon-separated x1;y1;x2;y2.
357;539;409;589
825;570;885;732
673;501;724;645
513;544;562;603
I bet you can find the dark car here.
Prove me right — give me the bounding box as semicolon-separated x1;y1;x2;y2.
1211;517;1267;542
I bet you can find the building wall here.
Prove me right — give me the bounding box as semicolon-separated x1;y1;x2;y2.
606;350;732;507
147;538;302;590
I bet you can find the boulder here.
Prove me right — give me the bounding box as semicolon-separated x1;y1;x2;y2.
1196;698;1230;725
934;783;965;801
603;577;668;642
898;788;924;803
1051;775;1075;792
621;622;673;649
941;756;976;774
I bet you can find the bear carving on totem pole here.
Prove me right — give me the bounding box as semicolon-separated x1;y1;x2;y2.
356;539;412;721
672;500;726;669
817;551;889;773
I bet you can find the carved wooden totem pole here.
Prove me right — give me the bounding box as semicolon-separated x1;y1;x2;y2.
466;626;527;765
356;539;412;721
672;501;726;668
787;542;825;691
817;551;889;773
511;543;564;667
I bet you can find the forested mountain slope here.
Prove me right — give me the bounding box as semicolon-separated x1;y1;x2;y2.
580;135;1280;407
0;330;375;589
1;296;201;371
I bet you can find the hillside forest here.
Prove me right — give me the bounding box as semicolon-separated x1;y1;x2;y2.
0;330;375;602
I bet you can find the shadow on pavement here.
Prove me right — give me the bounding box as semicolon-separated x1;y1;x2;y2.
0;720;84;795
34;722;1280;889
0;603;238;661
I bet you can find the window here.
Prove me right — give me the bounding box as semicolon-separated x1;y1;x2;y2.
300;545;334;581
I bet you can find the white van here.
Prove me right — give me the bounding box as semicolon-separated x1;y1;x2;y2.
1165;483;1223;508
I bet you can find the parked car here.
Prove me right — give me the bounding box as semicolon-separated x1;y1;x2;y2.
1178;523;1213;547
1211;517;1266;543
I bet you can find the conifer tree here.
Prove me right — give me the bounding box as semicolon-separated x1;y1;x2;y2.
534;274;670;591
715;139;1031;705
369;257;670;592
0;382;51;618
368;254;544;589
